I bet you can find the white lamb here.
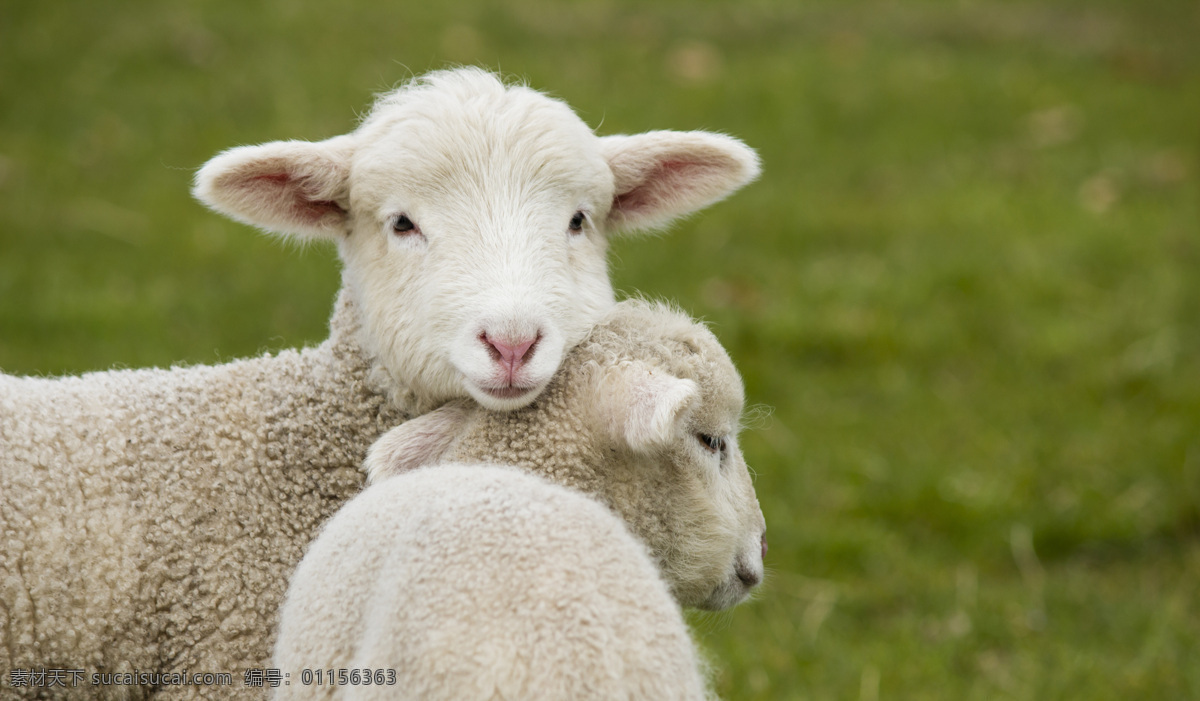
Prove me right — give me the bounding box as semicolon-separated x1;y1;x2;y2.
365;299;767;609
0;68;759;698
272;466;716;701
272;300;766;700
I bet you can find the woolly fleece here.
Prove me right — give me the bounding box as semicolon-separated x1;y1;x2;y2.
272;465;713;701
1;293;404;700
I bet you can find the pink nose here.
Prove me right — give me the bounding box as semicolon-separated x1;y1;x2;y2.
483;333;539;380
761;534;768;559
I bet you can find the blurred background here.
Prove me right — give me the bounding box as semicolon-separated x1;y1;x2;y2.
1;0;1197;698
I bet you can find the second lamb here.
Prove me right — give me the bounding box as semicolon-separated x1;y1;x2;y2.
364;298;767;609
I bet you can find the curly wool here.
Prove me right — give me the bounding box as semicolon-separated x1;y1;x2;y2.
0;291;407;700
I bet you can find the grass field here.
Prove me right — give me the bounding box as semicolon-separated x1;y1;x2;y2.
2;1;1198;698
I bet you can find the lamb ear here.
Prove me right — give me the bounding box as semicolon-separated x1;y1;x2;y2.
364;402;473;483
602;363;699;453
600;130;760;233
193;134;355;240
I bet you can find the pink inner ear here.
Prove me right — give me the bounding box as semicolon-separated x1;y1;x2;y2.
300;199;345;219
251;173;345;223
614;158;717;215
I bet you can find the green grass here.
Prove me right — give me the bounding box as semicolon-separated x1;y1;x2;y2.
2;0;1198;698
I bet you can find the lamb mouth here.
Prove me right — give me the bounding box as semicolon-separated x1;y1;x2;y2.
697;576;753;611
481;385;537;400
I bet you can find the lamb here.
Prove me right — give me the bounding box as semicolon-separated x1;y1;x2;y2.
271;466;717;701
363;299;767;611
271;300;766;699
0;68;759;698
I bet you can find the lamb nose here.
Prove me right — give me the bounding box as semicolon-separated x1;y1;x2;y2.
761;534;768;559
736;565;761;588
484;333;539;371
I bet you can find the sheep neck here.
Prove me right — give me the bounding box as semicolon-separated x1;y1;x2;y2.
325;285;423;415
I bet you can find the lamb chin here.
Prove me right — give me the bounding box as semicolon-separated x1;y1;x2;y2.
465;379;546;411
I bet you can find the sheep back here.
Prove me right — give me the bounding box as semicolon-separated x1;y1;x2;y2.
0;294;406;699
272;465;711;701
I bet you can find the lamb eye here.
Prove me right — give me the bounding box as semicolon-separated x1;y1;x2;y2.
568;211;586;234
392;214;417;235
697;433;725;454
